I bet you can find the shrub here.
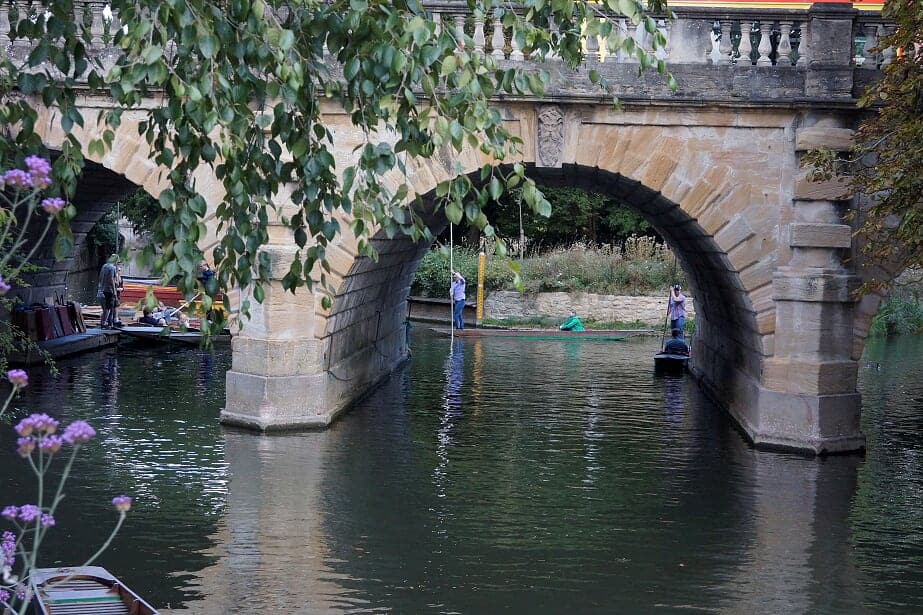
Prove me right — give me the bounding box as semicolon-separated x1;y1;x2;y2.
869;294;923;336
411;246;513;298
412;237;685;298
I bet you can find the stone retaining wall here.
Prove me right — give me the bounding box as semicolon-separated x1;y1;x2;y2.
483;291;695;326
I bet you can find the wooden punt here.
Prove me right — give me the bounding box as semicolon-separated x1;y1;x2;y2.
431;327;653;341
31;566;158;615
118;324;231;346
654;352;690;373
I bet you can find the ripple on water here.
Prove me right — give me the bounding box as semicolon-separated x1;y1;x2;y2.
3;333;923;613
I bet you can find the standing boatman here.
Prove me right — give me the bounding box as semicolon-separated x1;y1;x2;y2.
667;284;686;339
450;271;466;330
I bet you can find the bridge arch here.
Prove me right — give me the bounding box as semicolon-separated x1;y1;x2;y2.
21;93;882;457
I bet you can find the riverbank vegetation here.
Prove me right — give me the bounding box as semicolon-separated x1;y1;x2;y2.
412;236;685;299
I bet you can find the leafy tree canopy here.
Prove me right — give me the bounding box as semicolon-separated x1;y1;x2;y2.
444;186;653;252
0;0;671;323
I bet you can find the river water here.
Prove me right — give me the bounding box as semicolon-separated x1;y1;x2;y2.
2;332;922;613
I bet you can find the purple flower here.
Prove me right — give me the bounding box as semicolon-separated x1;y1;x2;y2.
40;197;65;214
1;531;14;567
2;169;31;189
17;505;40;524
0;276;9;295
1;506;18;521
38;435;63;455
0;589;8;603
40;513;55;528
16;437;35;458
24;156;52;189
62;420;95;444
6;369;28;389
15;413;59;437
112;495;132;513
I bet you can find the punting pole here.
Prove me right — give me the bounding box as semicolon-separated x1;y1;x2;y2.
476;250;485;328
449;223;454;342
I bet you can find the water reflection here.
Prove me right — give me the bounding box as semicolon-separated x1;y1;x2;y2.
4;333;923;613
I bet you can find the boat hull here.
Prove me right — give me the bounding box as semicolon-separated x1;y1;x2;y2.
119;325;230;346
654;352;689;372
32;566;159;615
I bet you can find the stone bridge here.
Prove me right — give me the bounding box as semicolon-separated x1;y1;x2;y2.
11;2;895;454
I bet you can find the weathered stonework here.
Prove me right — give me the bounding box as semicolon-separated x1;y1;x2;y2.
18;3;887;453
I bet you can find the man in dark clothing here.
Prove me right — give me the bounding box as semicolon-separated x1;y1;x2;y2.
97;259;119;328
663;328;690;355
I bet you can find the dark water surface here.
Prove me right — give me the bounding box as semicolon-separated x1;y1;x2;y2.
2;332;922;613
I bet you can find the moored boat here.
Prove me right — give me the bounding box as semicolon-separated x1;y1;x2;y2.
31;565;159;615
119;324;231;346
431;327;652;340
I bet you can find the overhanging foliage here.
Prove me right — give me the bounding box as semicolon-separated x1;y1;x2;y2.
0;0;672;323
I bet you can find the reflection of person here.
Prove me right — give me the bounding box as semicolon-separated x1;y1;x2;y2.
97;257;119;328
559;309;585;331
663;328;690;355
450;271;466;330
667;284;686;338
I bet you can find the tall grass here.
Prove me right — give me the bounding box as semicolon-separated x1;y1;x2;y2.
519;236;684;295
412;236;684;297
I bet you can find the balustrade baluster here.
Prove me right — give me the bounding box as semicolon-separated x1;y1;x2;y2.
720;20;733;64
708;20;722;65
473;15;485;54
433;11;442;36
0;4;10;52
738;20;753;65
585;27;600;63
510;24;524;60
655;19;669;61
548;16;560;59
776;20;792;66
616;18;629;63
757;20;772;65
491;18;504;58
862;23;879;68
90;1;106;48
880;25;895;66
790;21;803;65
453;14;465;50
632;20;646;63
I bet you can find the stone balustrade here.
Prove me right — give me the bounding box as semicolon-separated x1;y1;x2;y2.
0;2;889;79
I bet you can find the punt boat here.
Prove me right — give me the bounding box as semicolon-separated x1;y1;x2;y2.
31;566;158;615
653;351;690;373
119;324;231;346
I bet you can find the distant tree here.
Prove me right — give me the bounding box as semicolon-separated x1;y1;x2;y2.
446;186;653;252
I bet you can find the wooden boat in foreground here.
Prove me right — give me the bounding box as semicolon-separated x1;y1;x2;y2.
431;327;653;341
654;351;690;373
119;325;231;346
32;565;159;615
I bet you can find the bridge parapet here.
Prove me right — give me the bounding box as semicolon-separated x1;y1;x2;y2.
0;2;889;102
421;2;890;70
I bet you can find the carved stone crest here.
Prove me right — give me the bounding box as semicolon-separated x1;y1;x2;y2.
536;105;565;168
